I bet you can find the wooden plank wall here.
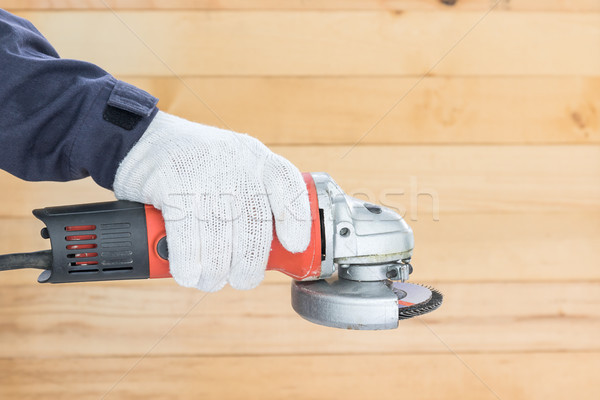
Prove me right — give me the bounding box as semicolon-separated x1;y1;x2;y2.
0;1;599;399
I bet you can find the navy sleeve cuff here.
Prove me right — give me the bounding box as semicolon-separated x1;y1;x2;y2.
68;77;158;190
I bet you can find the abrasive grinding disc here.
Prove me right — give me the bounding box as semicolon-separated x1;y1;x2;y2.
392;282;443;319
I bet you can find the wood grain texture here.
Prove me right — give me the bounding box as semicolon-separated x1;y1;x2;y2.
2;211;599;285
3;0;600;12
0;282;598;358
1;6;599;400
0;146;597;217
124;76;600;144
2;352;599;400
14;11;600;76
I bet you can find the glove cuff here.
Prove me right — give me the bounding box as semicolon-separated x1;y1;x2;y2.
113;110;173;202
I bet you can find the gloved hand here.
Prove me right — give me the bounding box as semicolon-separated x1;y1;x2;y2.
113;111;311;292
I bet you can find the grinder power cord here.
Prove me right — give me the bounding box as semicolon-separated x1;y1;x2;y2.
0;10;442;330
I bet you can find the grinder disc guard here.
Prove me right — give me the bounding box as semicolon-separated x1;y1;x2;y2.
291;278;443;330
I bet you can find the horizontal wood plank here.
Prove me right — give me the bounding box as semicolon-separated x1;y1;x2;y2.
0;146;597;217
124;76;600;144
2;211;598;284
0;282;598;357
1;352;599;400
3;0;600;12
14;11;600;76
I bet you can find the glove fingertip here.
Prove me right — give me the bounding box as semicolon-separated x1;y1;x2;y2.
263;155;312;253
275;213;312;253
195;278;228;293
278;233;311;254
229;270;265;291
170;263;201;289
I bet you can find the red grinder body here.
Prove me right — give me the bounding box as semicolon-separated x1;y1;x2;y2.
33;173;323;284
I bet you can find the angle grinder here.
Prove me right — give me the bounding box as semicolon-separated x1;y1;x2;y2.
0;172;442;330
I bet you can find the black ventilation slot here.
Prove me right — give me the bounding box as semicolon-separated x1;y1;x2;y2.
101;232;131;239
101;259;134;266
68;268;99;274
101;241;132;249
65;234;97;241
100;222;131;230
65;225;96;232
100;250;133;258
66;243;97;250
102;266;134;273
69;261;98;267
67;253;98;258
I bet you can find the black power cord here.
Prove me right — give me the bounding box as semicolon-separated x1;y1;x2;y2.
0;250;52;272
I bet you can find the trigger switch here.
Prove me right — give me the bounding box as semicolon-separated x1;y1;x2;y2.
156;237;169;260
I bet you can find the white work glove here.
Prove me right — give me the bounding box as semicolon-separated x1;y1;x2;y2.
113;111;311;292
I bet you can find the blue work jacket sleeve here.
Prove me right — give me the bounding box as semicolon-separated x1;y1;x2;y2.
0;10;159;189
